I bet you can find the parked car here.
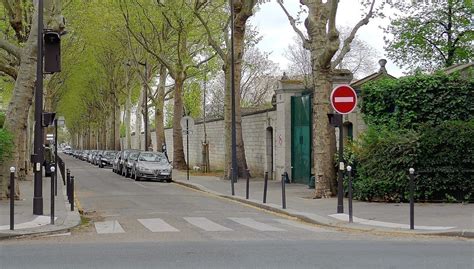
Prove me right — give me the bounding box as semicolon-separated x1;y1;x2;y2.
81;150;89;161
93;150;104;165
122;151;140;177
131;151;172;182
99;151;116;168
112;151;122;173
118;149;139;176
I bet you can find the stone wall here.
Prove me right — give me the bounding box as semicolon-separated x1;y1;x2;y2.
124;109;277;178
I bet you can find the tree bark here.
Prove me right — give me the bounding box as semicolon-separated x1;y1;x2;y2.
154;65;167;152
172;72;186;170
0;6;38;199
125;88;132;149
135;88;144;150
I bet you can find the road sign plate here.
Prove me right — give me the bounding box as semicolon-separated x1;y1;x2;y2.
180;116;195;132
330;85;357;114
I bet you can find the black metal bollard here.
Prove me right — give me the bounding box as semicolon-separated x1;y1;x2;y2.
70;176;75;211
245;169;250;200
50;166;55;224
263;172;268;203
67;169;71;204
9;167;15;230
281;173;287;209
347;166;353;223
409;168;415;230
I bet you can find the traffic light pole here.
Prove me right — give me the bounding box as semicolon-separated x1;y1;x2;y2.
33;0;44;215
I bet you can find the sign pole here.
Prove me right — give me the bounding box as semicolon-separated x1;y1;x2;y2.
337;120;344;213
330;85;358;214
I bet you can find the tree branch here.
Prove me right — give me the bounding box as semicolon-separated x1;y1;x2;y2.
331;0;375;69
0;39;21;59
277;0;311;50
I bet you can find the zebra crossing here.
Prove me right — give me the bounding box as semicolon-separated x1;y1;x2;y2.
93;217;332;235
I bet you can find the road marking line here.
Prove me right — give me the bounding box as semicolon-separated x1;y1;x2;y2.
94;220;125;234
138;218;179;232
329;214;456;230
334;97;354;102
184;217;232;232
228;217;285;231
274;219;332;232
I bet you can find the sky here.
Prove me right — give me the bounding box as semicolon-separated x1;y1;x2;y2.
251;0;405;77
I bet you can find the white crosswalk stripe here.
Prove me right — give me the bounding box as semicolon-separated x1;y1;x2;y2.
138;218;179;232
94;220;125;234
184;217;233;231
228;217;286;231
92;217;332;234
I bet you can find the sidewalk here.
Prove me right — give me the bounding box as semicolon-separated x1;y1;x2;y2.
0;173;81;239
173;170;474;238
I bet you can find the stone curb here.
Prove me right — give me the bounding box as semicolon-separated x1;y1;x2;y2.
173;180;473;239
0;190;82;240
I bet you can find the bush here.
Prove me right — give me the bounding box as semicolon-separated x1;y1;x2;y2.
352;121;474;202
361;72;474;129
0;129;13;164
352;127;419;202
415;121;474;201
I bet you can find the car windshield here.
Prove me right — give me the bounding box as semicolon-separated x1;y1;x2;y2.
139;153;167;163
105;151;115;157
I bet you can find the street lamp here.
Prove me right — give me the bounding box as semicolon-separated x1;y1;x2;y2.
33;0;45;215
230;0;237;195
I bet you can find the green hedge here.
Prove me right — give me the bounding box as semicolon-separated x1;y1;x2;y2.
352;121;474;202
361;72;474;129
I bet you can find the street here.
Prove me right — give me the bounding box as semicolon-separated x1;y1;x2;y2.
1;155;472;268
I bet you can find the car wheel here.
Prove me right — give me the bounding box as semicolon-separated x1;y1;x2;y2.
134;172;140;181
166;178;172;183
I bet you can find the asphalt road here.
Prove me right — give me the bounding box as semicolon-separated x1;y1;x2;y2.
1;155;472;268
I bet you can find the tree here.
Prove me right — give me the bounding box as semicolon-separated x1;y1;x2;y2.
122;0;215;169
0;0;64;198
278;0;378;198
384;0;473;72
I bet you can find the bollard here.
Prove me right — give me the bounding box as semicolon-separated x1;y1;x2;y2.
66;169;71;203
50;166;56;224
245;169;250;200
263;172;268;203
281;173;287;209
347;166;353;223
230;168;235;196
409;168;415;230
10;167;15;230
70;176;75;211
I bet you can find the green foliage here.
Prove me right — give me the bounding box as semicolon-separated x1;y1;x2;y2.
384;0;473;72
361;73;474;129
184;81;202;118
415;121;474;201
352;121;474;202
352;126;419;202
0;129;13;164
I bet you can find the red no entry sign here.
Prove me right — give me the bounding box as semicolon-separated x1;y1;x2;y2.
330;85;357;114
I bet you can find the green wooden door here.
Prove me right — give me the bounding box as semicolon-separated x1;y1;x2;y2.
291;94;312;185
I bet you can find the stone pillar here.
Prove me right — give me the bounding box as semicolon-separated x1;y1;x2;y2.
274;80;306;181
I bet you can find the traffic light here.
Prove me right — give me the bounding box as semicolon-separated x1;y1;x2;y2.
44;31;61;73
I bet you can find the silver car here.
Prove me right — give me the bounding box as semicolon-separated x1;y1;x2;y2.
131;152;172;182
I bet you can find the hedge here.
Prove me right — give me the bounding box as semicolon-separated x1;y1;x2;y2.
360;72;474;129
351;121;474;202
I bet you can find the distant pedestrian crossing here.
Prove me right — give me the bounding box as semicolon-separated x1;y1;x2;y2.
93;217;332;235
